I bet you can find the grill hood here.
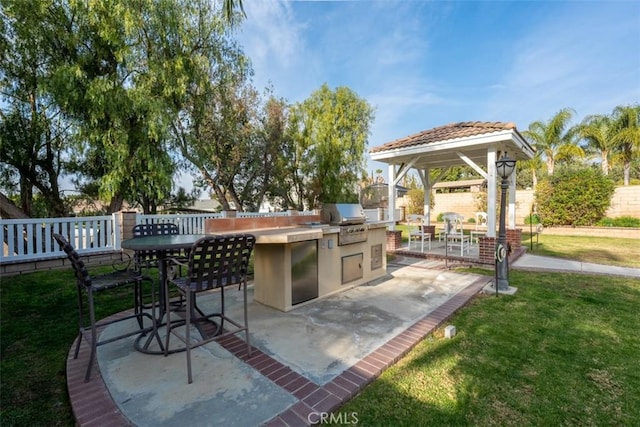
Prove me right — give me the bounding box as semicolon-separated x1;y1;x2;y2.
320;203;366;225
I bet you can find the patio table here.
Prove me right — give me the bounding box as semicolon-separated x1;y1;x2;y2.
122;234;209;354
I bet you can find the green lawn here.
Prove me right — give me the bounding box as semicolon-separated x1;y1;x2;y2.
0;267;154;426
521;232;640;268
396;224;640;269
334;269;640;426
1;234;639;425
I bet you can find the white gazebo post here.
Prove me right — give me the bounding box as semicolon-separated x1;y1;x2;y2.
423;168;432;225
508;168;517;228
388;163;396;230
486;148;498;238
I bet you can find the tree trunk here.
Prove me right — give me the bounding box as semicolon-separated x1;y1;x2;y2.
601;150;609;176
19;177;33;217
227;185;243;212
624;161;631;186
107;194;125;214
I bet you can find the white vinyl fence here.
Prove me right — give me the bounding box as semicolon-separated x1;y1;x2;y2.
137;213;223;234
1;215;119;263
1;209;364;264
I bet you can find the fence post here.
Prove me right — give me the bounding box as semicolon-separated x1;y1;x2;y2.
117;211;138;244
112;213;122;249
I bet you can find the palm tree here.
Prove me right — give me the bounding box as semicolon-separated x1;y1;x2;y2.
520;153;544;188
577;114;616;175
523;108;584;175
610;104;640;186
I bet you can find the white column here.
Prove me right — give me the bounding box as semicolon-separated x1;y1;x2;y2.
508;168;516;229
388;164;396;230
424;168;432;225
486;148;497;238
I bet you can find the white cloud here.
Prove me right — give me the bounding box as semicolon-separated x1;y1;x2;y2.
237;0;303;67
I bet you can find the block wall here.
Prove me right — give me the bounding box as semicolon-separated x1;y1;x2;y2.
428;185;640;224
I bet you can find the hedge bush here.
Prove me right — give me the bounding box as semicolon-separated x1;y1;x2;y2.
535;167;615;226
596;216;640;227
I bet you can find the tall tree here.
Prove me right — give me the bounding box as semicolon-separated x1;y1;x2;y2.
46;0;245;213
519;151;545;189
241;94;290;211
283;84;375;209
170;44;256;212
523;108;584;175
577;113;617;176
610;104;640;186
0;0;70;217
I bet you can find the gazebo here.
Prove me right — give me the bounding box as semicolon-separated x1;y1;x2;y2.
370;121;535;262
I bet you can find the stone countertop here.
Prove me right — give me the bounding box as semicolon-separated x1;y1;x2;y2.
241;221;391;244
366;221;393;229
248;227;324;244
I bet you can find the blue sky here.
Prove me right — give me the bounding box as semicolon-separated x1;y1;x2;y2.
232;0;640;180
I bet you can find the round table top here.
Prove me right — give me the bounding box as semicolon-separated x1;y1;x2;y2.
121;234;209;251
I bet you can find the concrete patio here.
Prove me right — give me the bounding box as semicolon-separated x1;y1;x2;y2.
66;256;492;426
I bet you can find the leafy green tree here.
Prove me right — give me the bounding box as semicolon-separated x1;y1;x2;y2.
41;0;247;214
284;84;375;209
163;187;200;213
519;148;545;189
577;113;617;175
610;104;640;186
523;108;584;176
49;0;216;213
0;0;70;217
406;188;427;215
534;166;615;226
171;54;257;212
248;95;291;211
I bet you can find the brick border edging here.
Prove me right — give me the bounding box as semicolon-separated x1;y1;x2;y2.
67;275;491;427
66;312;134;426
251;274;489;426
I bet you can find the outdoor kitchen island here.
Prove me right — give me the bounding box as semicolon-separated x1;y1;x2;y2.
205;212;390;312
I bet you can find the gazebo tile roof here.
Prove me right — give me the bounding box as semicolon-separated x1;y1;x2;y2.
370;121;517;153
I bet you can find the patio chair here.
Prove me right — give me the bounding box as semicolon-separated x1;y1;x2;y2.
439;213;470;255
53;233;158;382
438;212;464;241
164;234;256;384
471;211;488;243
132;223;183;271
407;214;431;252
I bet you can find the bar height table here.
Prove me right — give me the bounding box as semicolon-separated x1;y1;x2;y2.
122;234;209;354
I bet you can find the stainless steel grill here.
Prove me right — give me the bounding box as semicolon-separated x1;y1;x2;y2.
321;203;368;245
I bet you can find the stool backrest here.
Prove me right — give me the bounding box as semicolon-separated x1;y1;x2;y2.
186;234;256;292
53;233;91;288
132;223;181;268
133;223;179;237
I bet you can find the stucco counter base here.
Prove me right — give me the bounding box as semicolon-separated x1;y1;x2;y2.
252;223;389;312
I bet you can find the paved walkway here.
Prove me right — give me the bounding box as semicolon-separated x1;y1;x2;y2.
66;254;639;426
512;253;640;278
